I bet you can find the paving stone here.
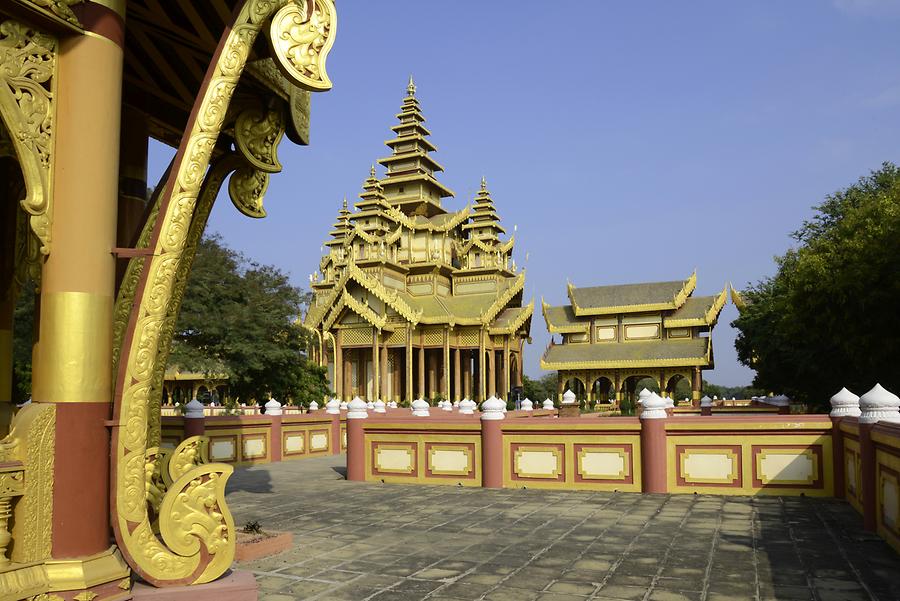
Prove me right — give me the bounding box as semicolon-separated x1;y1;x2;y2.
545;580;596;595
648;590;702;601
229;454;900;601
483;586;541;600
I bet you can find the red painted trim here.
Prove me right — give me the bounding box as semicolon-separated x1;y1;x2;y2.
369;440;418;478
423;442;477;480
281;429;307;457
674;444;743;488
877;463;900;541
572;443;634;484
508;442;566;483
750;444;824;490
72;2;125;48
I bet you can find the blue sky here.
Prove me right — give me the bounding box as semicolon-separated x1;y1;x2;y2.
149;0;900;385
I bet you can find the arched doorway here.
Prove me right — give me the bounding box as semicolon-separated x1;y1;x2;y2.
563;376;586;400
592;376;614;405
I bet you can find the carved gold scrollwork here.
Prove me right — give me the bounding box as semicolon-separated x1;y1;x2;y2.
167;436;209;483
0;20;56;256
235;106;285;172
228;166;269;218
112;0;336;587
22;0;84;27
269;0;336;92
144;447;168;527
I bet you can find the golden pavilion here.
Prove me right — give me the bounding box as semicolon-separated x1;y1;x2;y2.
304;78;532;403
540;273;728;404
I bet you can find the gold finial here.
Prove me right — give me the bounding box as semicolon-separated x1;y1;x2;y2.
480;176;487;191
407;74;416;96
342;196;347;209
370;164;376;178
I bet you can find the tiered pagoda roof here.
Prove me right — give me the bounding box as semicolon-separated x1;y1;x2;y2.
541;274;727;371
304;79;532;336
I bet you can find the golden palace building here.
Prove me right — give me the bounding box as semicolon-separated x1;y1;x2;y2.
305;79;533;404
541;274;728;403
0;1;337;598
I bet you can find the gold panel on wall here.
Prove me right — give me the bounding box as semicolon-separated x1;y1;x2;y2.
343;327;374;346
423;327;443;346
457;328;479;346
386;329;407;345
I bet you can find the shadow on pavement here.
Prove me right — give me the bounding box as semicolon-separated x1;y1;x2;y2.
225;466;273;494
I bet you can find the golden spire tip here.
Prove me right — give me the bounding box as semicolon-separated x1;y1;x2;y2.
370;164;376;178
480;176;487;191
407;74;416;96
342;196;347;209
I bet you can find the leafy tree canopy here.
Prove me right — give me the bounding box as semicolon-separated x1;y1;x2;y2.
733;162;900;410
168;233;329;405
523;372;557;403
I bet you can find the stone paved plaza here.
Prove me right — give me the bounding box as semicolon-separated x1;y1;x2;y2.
226;455;900;601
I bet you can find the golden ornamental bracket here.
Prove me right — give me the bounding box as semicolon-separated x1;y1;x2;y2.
111;0;336;588
0;19;57;256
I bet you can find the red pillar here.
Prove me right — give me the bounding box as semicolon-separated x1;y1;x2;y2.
859;423;876;531
346;400;368;481
270;414;282;463
330;411;341;455
640;417;667;493
183;414;205;438
831;416;845;499
481;399;505;488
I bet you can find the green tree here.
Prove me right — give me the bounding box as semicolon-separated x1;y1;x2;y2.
733;163;900;410
523;372;557;403
11;284;35;404
169;234;329;405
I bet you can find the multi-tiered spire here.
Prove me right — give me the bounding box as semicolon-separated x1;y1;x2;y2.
324;197;351;248
462;177;506;243
355;165;390;213
377;76;454;216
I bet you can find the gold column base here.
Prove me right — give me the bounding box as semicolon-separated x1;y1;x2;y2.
0;546;131;601
44;545;130;592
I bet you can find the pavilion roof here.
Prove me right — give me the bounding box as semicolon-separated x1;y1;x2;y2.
540;338;710;370
541;301;588;334
567;272;696;316
664;287;728;328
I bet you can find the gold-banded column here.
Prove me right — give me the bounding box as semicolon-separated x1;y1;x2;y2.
427;350;436;400
380;341;388;401
502;338;510;400
31;19;124;561
343;349;352;401
453;348;461;402
417;344;425;400
477;330;486;403
334;333;342;400
692;367;702;402
488;348;496;398
405;332;412;402
442;328;450;400
462;350;471;399
372;329;380;402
